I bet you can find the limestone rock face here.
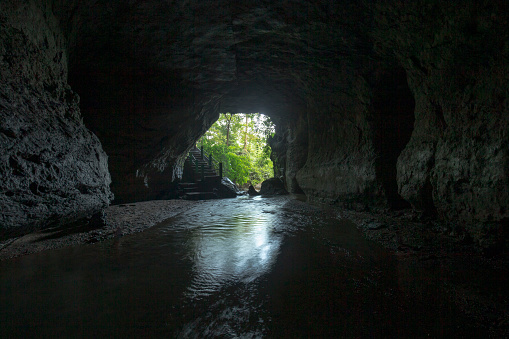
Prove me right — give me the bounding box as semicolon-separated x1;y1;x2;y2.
375;1;509;235
0;1;112;234
1;0;508;245
270;110;308;194
66;0;223;203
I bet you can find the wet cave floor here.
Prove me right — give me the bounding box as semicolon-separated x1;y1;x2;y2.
1;196;508;337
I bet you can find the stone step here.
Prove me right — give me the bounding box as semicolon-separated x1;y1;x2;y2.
194;171;217;175
188;159;213;166
189;164;215;169
197;176;221;183
184;192;217;200
193;164;214;169
179;183;197;187
183;187;198;192
193;168;216;172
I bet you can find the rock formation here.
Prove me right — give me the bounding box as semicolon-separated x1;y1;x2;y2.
0;1;112;236
248;185;260;196
1;0;508;246
259;178;288;196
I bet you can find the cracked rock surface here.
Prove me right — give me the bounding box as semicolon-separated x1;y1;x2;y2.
0;1;112;235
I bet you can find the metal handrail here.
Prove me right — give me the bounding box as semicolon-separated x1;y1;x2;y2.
202;149;229;178
188;153;198;171
187;146;229;178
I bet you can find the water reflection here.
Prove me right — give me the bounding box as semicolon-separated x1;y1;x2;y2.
176;198;282;297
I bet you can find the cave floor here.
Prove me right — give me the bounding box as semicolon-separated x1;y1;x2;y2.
1;196;508;337
0;200;199;261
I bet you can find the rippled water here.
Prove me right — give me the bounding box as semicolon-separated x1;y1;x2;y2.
0;196;487;337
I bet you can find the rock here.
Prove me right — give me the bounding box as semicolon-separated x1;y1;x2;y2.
365;222;387;231
376;1;509;242
215;177;242;198
0;1;112;236
1;0;507;245
248;185;260;196
259;178;288;196
269;112;308;194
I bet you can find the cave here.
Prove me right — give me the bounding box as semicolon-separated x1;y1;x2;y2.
1;0;509;336
0;0;509;255
372;66;415;209
2;0;505;237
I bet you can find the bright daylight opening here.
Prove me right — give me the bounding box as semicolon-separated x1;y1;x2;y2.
200;113;275;189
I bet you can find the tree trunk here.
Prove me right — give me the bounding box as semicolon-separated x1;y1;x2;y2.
243;115;248;151
226;113;232;147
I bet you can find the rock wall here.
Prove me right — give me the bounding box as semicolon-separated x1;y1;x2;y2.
269;110;308;194
65;0;224;203
0;1;112;234
70;62;220;203
1;0;507;245
374;0;509;243
290;1;508;245
296;83;382;209
292;49;410;211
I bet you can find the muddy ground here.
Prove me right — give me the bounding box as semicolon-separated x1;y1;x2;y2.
0;200;199;261
1;196;508;336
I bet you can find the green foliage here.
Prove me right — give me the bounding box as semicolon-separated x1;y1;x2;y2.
201;113;275;186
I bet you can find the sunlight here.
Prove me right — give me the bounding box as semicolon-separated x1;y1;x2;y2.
200;113;275;187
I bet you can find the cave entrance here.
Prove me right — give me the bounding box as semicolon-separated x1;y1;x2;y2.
372;67;415;209
198;113;275;189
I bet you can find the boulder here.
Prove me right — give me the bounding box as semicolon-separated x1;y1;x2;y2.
215;178;243;198
248;185;260;196
259;178;289;196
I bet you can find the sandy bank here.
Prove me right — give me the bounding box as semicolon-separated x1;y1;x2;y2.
0;200;199;261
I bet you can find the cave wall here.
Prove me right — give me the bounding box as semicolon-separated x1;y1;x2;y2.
1;0;508;244
269;109;308;194
70;62;221;203
290;1;508;244
374;1;509;242
0;0;112;234
65;0;228;203
296;76;382;209
66;0;313;203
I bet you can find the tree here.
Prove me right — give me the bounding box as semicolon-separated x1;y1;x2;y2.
243;115;248;151
225;113;233;147
201;113;275;186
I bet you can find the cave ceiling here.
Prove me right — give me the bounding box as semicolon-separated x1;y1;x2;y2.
60;0;371;119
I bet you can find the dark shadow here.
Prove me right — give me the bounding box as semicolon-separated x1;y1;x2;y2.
0;228;30;242
0;213;106;243
32;213;106;243
372;67;415;210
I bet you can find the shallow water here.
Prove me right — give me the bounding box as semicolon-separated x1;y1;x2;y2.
0;196;487;337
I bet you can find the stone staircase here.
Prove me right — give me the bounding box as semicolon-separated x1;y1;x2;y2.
179;147;222;200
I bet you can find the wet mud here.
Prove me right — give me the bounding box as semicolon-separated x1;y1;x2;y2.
1;196;507;337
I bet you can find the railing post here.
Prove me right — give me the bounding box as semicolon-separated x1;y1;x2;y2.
193;159;197;183
200;146;204;159
201;163;204;181
209;155;212;167
219;162;223;179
